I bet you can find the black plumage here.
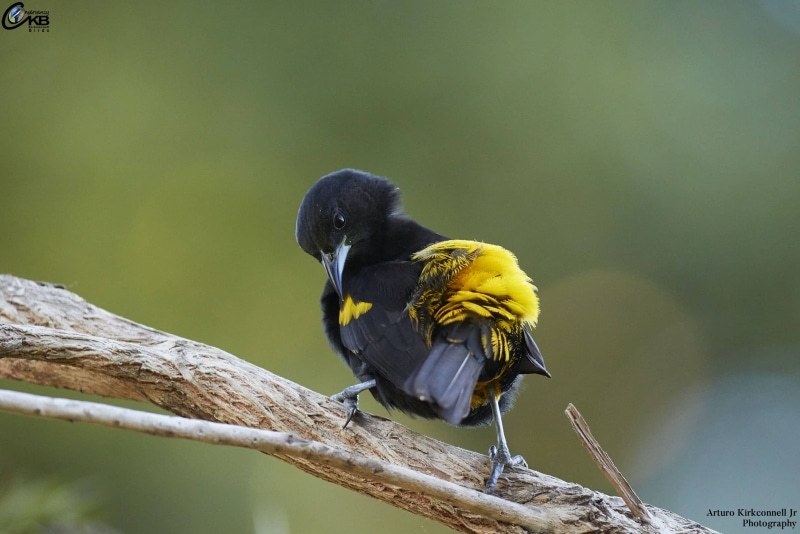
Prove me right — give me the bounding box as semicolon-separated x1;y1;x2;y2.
296;169;549;491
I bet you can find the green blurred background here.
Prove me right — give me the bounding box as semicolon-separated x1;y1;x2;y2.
2;2;799;533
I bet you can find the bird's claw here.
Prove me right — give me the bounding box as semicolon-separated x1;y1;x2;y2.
330;391;359;428
340;396;359;428
486;444;527;493
331;379;376;429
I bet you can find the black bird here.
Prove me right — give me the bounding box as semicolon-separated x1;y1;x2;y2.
296;169;550;491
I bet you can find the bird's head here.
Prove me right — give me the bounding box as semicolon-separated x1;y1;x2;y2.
296;169;402;298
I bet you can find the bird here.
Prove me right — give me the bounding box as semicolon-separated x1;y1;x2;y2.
295;169;550;492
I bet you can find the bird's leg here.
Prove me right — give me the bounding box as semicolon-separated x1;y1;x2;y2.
485;385;527;493
331;379;376;429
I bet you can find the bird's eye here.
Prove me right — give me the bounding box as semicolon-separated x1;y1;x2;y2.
333;210;346;230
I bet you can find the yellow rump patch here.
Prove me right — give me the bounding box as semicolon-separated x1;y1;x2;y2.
410;240;540;362
412;239;540;326
339;295;373;326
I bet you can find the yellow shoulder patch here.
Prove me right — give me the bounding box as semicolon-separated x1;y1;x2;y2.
339;294;373;326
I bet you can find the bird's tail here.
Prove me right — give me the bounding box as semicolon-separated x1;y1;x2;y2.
518;328;551;377
404;323;485;425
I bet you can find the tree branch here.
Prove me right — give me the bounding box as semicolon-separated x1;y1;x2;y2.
565;404;651;523
0;275;717;533
0;389;552;531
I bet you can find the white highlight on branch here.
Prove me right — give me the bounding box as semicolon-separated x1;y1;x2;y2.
0;388;554;531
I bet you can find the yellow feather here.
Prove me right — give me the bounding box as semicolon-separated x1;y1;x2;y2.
339;295;373;326
412;239;540;329
460;300;494;317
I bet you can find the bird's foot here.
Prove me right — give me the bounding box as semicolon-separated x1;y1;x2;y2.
486;444;527;493
331;379;376;429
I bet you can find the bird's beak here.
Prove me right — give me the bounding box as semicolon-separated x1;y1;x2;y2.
320;242;351;300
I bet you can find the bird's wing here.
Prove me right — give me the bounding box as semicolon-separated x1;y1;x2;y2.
338;240;549;424
338;261;432;389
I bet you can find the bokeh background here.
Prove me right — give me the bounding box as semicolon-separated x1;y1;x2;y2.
2;2;799;533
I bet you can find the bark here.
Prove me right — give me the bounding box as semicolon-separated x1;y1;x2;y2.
0;275;717;533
